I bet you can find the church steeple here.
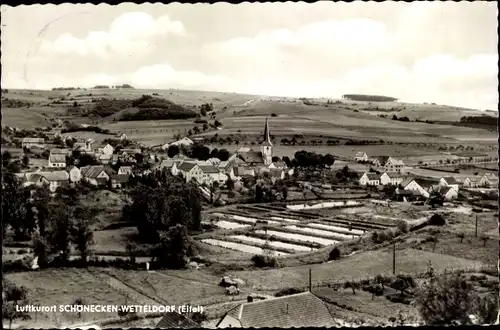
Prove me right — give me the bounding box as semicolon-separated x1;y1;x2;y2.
262;118;272;147
261;118;273;166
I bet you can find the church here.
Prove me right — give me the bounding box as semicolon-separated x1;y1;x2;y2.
235;119;288;172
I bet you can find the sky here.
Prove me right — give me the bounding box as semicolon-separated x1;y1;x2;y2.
1;2;498;110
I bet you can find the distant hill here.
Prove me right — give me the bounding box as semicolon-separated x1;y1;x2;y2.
80;94;197;122
342;94;398;102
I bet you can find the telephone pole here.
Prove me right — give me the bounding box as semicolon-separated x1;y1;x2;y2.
475;214;478;238
309;268;312;292
392;242;396;275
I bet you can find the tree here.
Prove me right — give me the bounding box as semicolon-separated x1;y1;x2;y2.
151;224;193;269
49;204;73;263
125;241;140;264
3;280;29;329
71;207;94;266
344;281;359;295
323;154;335;168
1;170;29;240
218;149;230;161
167;144;180;158
255;185;264;202
416;271;486;325
392;275;415;296
457;232;465;243
329;246;341;260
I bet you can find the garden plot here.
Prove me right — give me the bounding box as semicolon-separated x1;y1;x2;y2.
201;239;289;256
255;230;338;246
231;235;316;252
270;216;300;223
340;206;372;214
285;225;359;240
211;213;279;225
287;200;362;211
214;221;250;229
307;223;366;235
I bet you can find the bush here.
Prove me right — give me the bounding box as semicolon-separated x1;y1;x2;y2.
328;246;341;261
251;254;279;268
428;214;446;226
16;249;27;255
275;288;304;297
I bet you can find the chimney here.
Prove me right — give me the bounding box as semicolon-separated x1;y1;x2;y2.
247;296;253;303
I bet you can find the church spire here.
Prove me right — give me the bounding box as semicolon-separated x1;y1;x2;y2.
263;118;272;146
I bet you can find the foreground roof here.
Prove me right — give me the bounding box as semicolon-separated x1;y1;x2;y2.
156;312;198;329
441;176;460;185
218;292;335;328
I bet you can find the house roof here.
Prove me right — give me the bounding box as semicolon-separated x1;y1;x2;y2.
199;164;219;174
156;312;198;329
119;166;132;171
441;176;460;185
99;154;112;160
237;147;252;153
372;156;390;164
355;152;367;157
39;171;69;182
483;173;498;179
81;165;115;179
177;162;198;171
268;169;284;177
50;148;68;155
207;157;221;164
384;172;404;179
365;173;380;180
111;174;130;183
121;148;140;154
219;292;335;328
439;186;456;195
218;161;231;170
233;166;254;177
238;151;263;164
399;178;415;188
396;189;414;196
49;154;66;163
73;142;86;149
386;157;405;166
22;137;44;143
465;177;480;182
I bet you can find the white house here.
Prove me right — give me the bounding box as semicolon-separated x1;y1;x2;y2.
69;166;82;183
384;157;405;173
439;177;460;191
99;154;112;165
22;137;45;149
25;171;69;192
207;157;222;166
48;154;67;168
80;165;115;186
116;133;127;141
399;178;429;198
463;176;480;188
379;172;405;186
118;166;133;175
359;172;380;186
199;164;228;185
479;173;498;187
230;166;255;181
161;137;194;150
354;152;368;162
177;162;204;183
440;186;458;201
97;144;114;155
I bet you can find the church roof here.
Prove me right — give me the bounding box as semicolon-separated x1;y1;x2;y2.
262;118;273;147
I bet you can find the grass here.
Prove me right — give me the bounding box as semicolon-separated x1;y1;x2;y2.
101;268;228;305
4;268;132;327
230;248;484;291
313;286;415;320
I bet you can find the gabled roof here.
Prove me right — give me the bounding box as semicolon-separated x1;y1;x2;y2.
396;189;414;196
237;147;252;153
372;156;389;164
233;166;254;177
177;162;198;172
365;173;380;180
465;176;480;182
40;171;69;182
49;154;66;163
80;165;114;179
119;166;132;171
218;292;335;328
218;161;231;170
355;152;367;157
111;174;130;183
441;176;460;185
439;186;456;195
50;148;68;155
73;142;86;149
238;151;263;164
399;177;415;188
199;164;219;174
384;172;404;179
99;154;112;160
156;312;198;329
483;173;498;179
386;157;405;166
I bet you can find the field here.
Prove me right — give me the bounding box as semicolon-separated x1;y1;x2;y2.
230;248;484;291
2;89;497;150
